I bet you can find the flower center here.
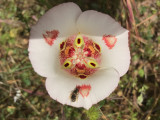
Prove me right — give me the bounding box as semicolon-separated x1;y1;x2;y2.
59;34;101;79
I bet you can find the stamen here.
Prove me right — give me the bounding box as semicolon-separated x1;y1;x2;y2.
78;74;87;79
59;34;101;79
63;59;72;69
74;34;84;48
77;38;81;44
90;63;96;67
87;59;99;69
88;45;95;54
93;43;101;52
60;41;66;51
64;63;69;67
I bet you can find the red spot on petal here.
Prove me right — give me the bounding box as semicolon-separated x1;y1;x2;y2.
102;35;117;49
43;30;59;46
78;85;91;97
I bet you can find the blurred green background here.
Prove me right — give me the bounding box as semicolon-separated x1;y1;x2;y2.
0;0;160;119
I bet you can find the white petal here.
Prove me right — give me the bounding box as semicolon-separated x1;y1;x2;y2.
83;68;120;109
28;37;65;77
28;2;82;77
102;32;130;77
45;67;119;109
88;31;130;77
76;10;126;36
76;10;130;76
45;69;85;108
31;2;82;38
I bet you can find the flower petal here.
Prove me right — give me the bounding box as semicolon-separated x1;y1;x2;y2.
76;10;126;36
45;67;119;109
31;2;82;38
45;70;85;108
28;37;65;77
28;2;82;77
102;32;130;77
76;11;130;76
88;31;130;77
83;67;120;109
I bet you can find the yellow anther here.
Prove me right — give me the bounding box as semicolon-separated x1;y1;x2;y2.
63;59;72;69
74;34;84;48
87;59;99;69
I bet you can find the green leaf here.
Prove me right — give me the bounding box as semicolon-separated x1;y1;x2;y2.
138;69;144;77
137;94;143;106
85;106;100;120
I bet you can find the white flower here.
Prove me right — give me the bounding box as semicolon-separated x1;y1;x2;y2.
14;89;21;103
28;2;130;109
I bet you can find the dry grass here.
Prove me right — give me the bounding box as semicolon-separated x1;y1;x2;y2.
0;0;160;119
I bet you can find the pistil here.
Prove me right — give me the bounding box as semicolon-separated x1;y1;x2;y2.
59;34;101;79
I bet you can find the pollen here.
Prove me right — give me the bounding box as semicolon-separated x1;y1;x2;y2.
59;34;101;79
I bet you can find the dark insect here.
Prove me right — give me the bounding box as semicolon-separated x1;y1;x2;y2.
70;86;80;102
